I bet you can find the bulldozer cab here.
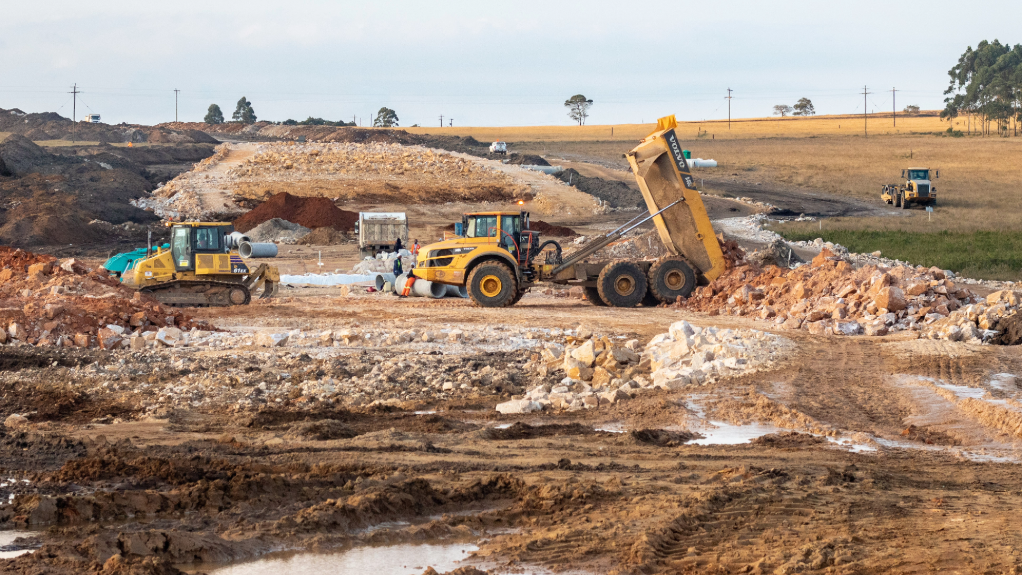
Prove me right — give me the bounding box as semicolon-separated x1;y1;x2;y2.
462;211;529;262
169;223;234;272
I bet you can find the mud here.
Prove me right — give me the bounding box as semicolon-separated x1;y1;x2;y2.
232;193;358;233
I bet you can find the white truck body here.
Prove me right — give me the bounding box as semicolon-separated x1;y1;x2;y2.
489;141;507;154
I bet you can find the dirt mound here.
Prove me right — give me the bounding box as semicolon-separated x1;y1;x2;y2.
0;107;217;145
555;168;643;209
232;193;358;233
481;422;595;440
0;247;198;349
504;154;550;166
285;420;360;440
297;227;350;245
0;136;160;249
529;220;577;237
750;432;827;449
992;313;1022;345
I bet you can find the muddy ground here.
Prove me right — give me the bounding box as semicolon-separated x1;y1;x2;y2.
1;290;1022;574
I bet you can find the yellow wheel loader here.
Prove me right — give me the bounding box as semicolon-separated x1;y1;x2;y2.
881;167;939;209
106;222;280;307
412;115;727;308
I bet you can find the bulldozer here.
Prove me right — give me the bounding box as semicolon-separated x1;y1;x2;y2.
881;167;939;209
105;222;280;307
412;115;727;308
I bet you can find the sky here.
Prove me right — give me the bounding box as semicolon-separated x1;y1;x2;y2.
0;0;1018;127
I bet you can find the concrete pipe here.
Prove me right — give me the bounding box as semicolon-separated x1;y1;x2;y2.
375;273;396;292
414;279;447;298
239;242;278;258
226;231;251;249
445;284;468;298
688;158;717;168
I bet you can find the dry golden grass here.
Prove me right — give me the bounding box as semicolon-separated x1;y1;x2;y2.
404;111;959;142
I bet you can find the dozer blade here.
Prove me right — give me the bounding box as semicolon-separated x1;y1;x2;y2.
244;263;281;300
626;115;727;282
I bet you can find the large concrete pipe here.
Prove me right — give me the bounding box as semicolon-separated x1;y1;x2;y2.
445;284;468;298
239;242;278;258
375;273;396;292
393;274;445;298
226;231;251;249
688;158;717;168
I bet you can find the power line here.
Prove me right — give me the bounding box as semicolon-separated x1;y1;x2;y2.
891;87;900;127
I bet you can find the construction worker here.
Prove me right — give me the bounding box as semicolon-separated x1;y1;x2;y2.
394;237;403;252
412;239;420;255
393;255;403;276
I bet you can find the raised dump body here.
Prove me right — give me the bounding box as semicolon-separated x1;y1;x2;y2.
626;115;726;281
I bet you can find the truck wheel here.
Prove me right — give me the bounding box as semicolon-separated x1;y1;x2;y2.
584;286;608;306
509;287;528;306
467;261;518;307
901;196;909;209
894;194;901;208
647;257;696;303
597;261;647;308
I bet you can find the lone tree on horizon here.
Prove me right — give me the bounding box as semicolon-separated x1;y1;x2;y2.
773;104;793;117
564;94;594;125
373;107;399;127
232;97;257;124
204;104;224;125
793;98;815;116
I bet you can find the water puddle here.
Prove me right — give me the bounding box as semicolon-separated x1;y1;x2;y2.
690;421;784;445
188;543;479;575
0;530;40;559
989;373;1018;392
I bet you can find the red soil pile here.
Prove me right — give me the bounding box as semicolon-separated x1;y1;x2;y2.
0;247;198;349
233;192;358;233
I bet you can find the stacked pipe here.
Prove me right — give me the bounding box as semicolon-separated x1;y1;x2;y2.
374;273;467;299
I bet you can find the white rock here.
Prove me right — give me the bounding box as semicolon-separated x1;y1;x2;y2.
255;332;289;347
495;399;542;414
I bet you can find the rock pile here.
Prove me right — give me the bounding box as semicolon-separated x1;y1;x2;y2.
502;321;786;414
351;250;416;275
924;290;1022;343
681;248;983;339
0;247;197;349
244;218;311;244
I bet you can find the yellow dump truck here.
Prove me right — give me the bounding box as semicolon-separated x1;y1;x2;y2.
412;115;726;307
881;167;940;209
109;222;280;307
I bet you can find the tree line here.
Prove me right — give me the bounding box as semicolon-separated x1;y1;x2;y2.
202;98;398;128
942;39;1022;136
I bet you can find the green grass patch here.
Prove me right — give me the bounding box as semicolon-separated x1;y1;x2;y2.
776;229;1022;281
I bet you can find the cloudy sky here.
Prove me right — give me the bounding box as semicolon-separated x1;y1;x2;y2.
0;1;1016;126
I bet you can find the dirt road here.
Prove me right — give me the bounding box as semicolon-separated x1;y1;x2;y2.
2;288;1022;574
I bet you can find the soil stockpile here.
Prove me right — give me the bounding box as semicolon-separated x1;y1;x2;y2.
555;167;643;209
529;220;576;237
0;247;197;349
0;135;160;248
232;192;357;233
297;227;350;245
1;107;218;145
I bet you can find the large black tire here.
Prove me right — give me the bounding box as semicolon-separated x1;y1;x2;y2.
509;287;528;306
647;257;697;303
467;261;518;307
894;193;902;208
584;286;608;306
596;260;648;308
901;195;909;209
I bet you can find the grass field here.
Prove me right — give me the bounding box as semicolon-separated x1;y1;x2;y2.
405;111;956;142
775;229;1022;281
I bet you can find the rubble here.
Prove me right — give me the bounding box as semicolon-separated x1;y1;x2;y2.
681;248;986;341
0;246;198;349
244;218;312;244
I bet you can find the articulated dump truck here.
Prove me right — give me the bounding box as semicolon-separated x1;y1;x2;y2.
413;115;726;308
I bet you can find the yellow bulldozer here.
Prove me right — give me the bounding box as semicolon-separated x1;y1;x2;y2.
105;222;280;307
412;115;726;307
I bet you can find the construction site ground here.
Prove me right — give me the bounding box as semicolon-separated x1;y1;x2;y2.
4;122;1022;575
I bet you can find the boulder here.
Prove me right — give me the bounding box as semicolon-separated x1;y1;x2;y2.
4;414;29;430
129;312;147;327
26;262;53;276
74;333;91;347
834;321;862;336
97;327;123;350
874;287;907;312
986;290;1022;307
571;339;596;367
8;322;27;341
157;327;186;347
495;399;542;414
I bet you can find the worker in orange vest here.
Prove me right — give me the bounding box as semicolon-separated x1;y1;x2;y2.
411;239;420;255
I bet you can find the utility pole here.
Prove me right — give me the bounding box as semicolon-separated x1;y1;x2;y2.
449;118;453;127
862;85;871;138
439;114;444;127
68;83;81;143
726;88;733;130
174;89;180;122
891;87;899;127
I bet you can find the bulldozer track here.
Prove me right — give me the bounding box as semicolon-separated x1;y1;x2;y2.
141;280;251;308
